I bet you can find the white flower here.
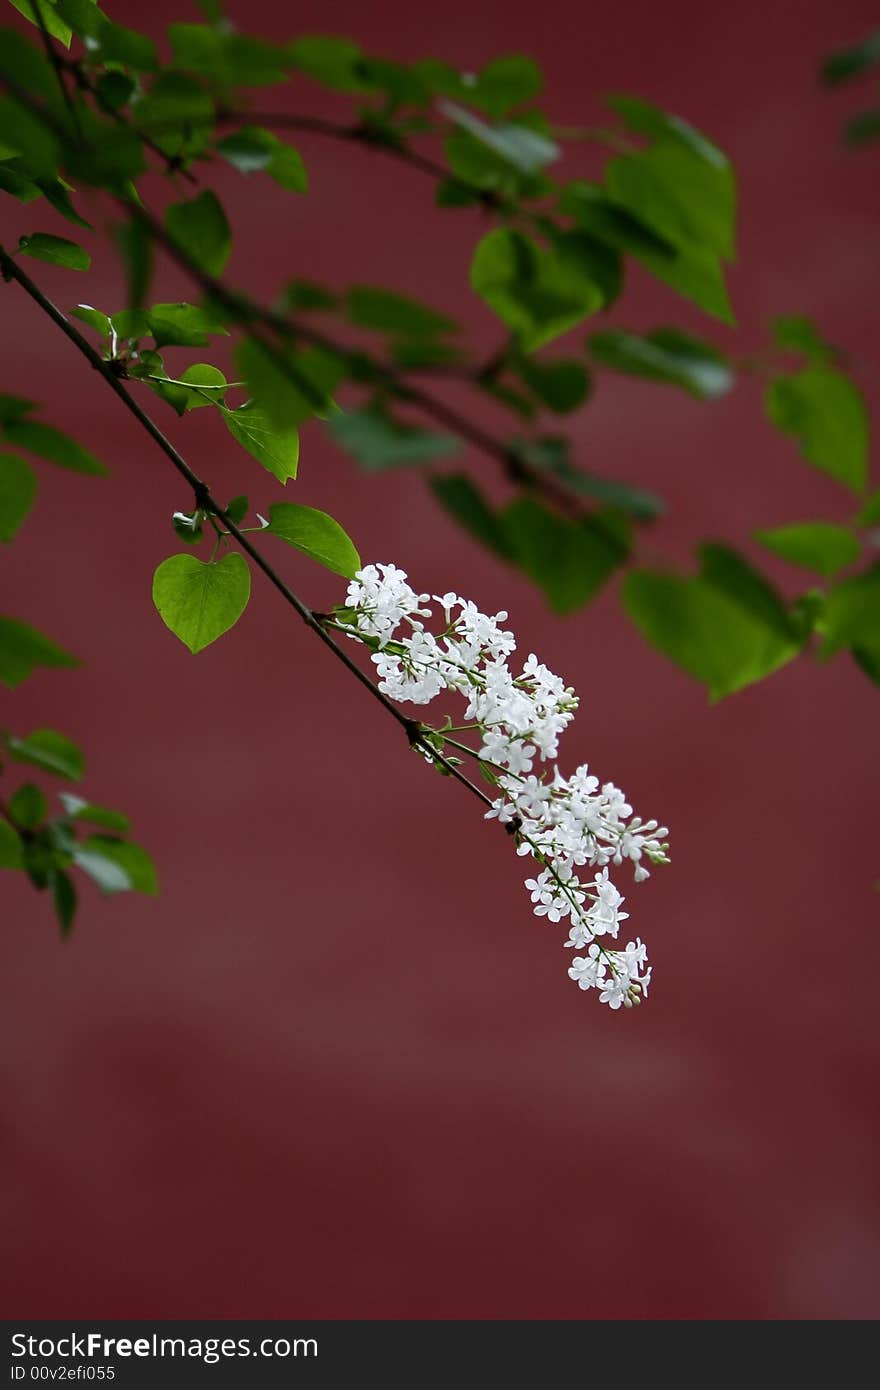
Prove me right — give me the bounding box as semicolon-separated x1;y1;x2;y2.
338;564;669;1011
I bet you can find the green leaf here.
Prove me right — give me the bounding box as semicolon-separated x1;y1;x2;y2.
0;94;59;178
147;302;229;348
771;316;831;361
755;522;861;576
58;791;130;833
166;190;231;277
623;571;799;700
287;36;369;92
629;236;734;323
8;728;84;780
817;566;880;659
430;474;516;562
0;818;24;869
559;181;677;259
515;357;591;413
72;844;132;895
8;1;72;46
70;304;111;337
80;835;157;894
265;502;360;578
236;339;340;428
606;142;735;260
502;498;625;614
224;495;248;526
9;782;46;830
115;217;153;309
821;31;880;84
0;453;36;541
512;436;665;521
697;543;798;640
857;490;880;527
345;286;457;337
283;279;337;312
18;232;89;270
175;363;228;411
36;177;93;231
442;102;559;175
589;327;732;398
50;866;76;936
0;615;78;688
470;228;604;351
132;70;214;135
0;395;35;426
222;403;299;482
765;367;869;495
215;126;307;191
327;408;460;470
2;419;107;476
607;95;728;167
844;110;880;147
152;552;251;653
470;54;542;117
95;69;135;112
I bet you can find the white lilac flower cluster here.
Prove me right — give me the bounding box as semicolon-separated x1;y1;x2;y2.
337;563;670;1010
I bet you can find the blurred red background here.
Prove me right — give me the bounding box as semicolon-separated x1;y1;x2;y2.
2;0;879;1320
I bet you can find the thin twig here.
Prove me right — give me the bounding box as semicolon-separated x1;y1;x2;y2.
0;247;494;812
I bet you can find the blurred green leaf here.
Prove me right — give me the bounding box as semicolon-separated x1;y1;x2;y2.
697;543;799;641
287;36;369;91
755;522;861;576
9;782;46;830
236;339;341;429
471;227;604;350
607;94;728;167
430;474;516;561
216;127;307;191
8;728;84;780
2;419;106;475
765;367;868;495
589;326;732;398
72;844;132;895
59;792;130;833
79;835;157;894
0;615;78;689
328;408;459;470
8;1;72;46
166;191;231;277
817;566;880;659
821;31;880;84
513;436;665;520
502;497;625;614
606;142;735;260
623;569;799;700
771;316;832;361
0;818;24;869
844;110;880;146
344;286;457;337
442;101;559;175
50;866;76;936
0;453;36;542
515;356;591;413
